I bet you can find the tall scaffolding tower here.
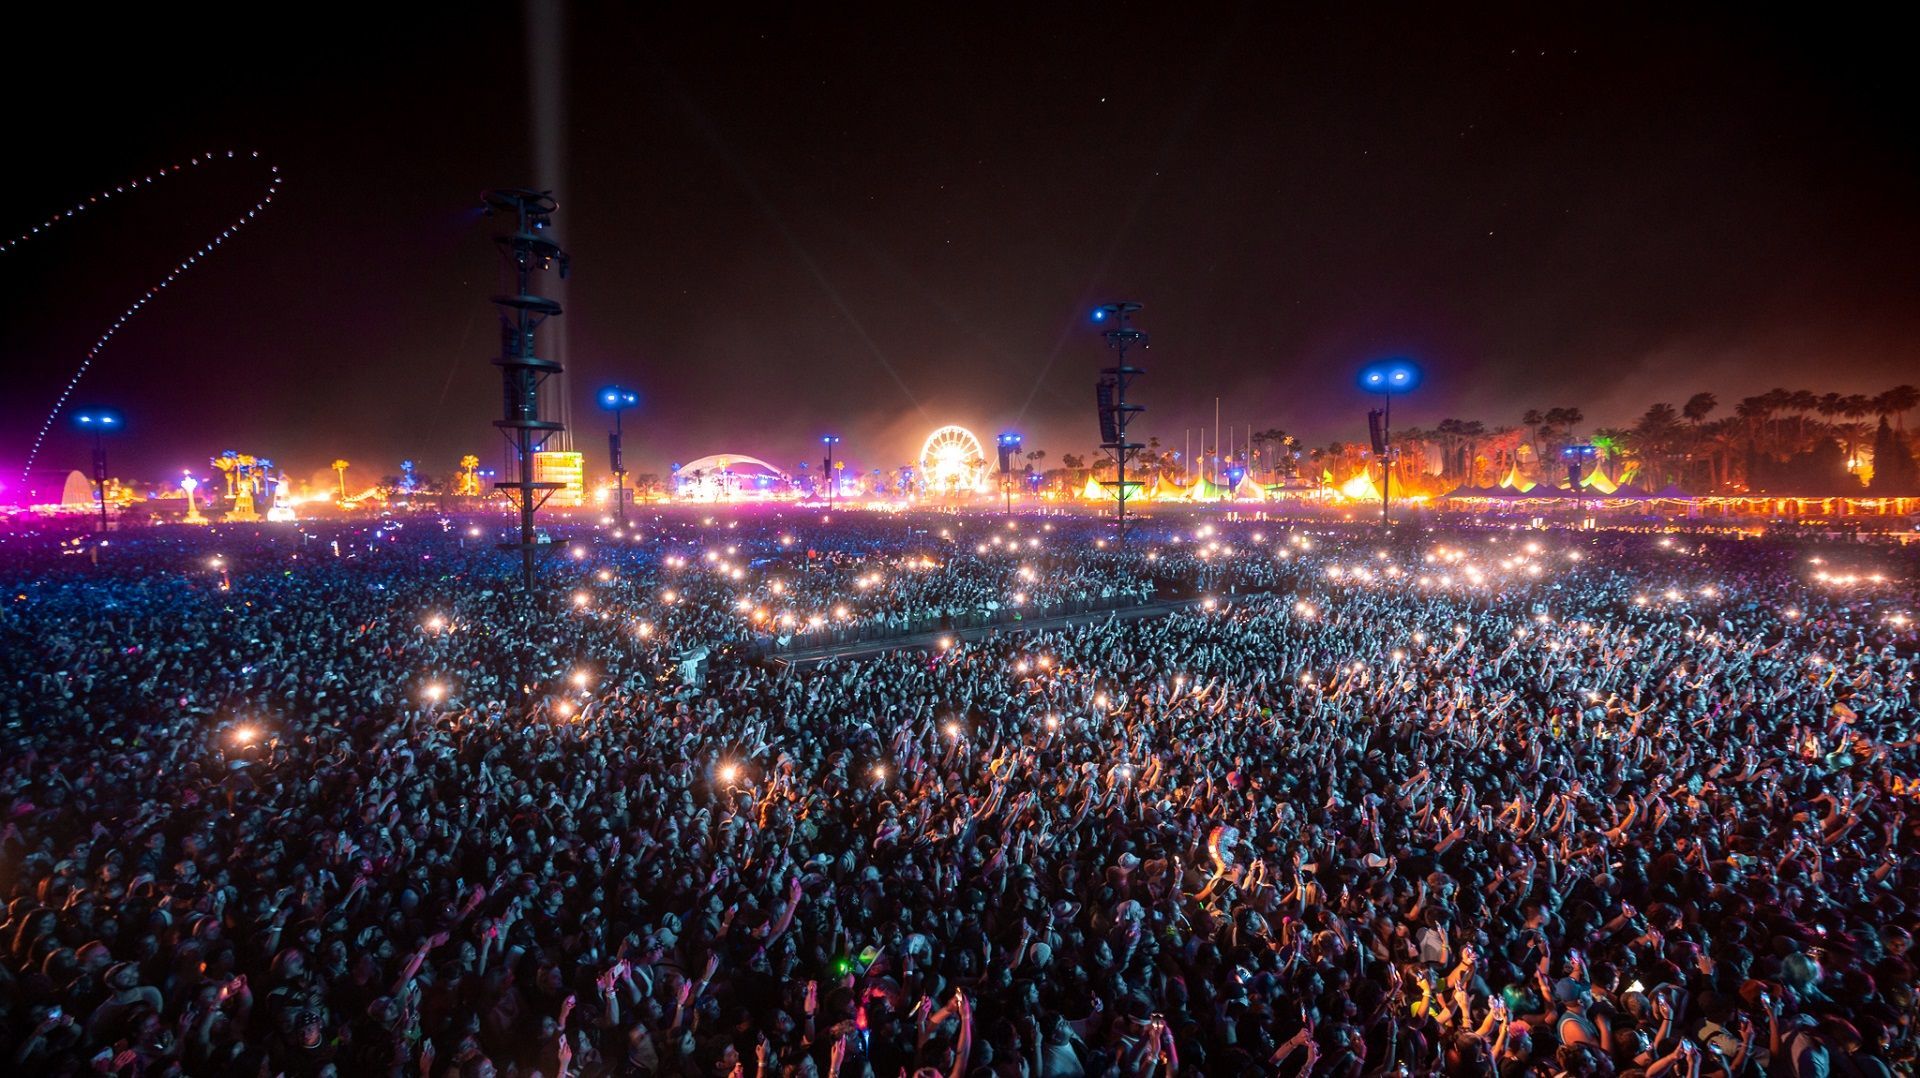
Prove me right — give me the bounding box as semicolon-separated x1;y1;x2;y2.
483;188;569;596
1094;302;1147;544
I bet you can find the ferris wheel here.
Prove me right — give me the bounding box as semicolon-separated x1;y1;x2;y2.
919;425;989;495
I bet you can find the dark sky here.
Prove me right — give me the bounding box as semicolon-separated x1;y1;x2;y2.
4;3;1917;487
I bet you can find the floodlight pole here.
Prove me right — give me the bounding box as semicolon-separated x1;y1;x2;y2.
91;426;109;535
822;436;841;511
1380;388;1392;529
612;405;625;525
482;188;569;598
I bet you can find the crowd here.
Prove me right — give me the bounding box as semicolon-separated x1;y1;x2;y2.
1;510;1915;1077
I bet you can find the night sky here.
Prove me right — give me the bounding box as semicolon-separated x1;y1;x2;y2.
4;4;1916;486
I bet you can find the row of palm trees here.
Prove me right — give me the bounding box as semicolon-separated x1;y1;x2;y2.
1401;386;1919;494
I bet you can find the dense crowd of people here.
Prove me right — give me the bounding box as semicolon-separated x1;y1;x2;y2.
1;510;1915;1077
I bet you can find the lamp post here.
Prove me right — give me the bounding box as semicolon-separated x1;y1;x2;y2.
997;432;1022;515
1358;361;1419;528
821;436;841;510
597;386;639;526
73;409;122;535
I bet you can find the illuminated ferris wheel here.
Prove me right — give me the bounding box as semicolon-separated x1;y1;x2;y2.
919;425;989;495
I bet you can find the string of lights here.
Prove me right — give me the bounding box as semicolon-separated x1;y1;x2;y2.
7;151;281;480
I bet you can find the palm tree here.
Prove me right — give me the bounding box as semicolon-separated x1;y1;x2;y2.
1459;421;1487;485
1878;384;1920;431
1629;403;1682;487
1520;408;1547;463
1681;393;1717;487
1682;392;1718;425
1252;428;1289;481
331;459;350;499
1590;428;1628;484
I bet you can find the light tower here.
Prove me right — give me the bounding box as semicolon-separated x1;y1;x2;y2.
482;188;569;596
597;386;638;525
73;409;122;534
1093;303;1147;544
1359;359;1420;528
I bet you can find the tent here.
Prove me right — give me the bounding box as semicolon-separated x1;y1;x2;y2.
1497;461;1535;492
1186;477;1231;502
1339;472;1384;502
1581;470;1619;495
1231;472;1266;500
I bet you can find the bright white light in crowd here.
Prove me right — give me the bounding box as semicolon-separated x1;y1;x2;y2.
1391;649;1405;661
1038;656;1052;669
612;530;624;539
232;725;258;745
1116;764;1134;780
572;591;590;607
871;764;888;782
944;721;961;739
718;762;740;783
938;636;953;650
1659;537;1673;548
636;622;653;638
1567;551;1582;561
1294;601;1315;618
779;614;795;627
1094;693;1109;708
1044;715;1060;731
570;546;585;560
780;535;793;546
1784;607;1800;619
1700;586;1718;597
1634;595;1649;606
834;605;849;618
571;670;590;688
1664;589;1683;601
1253;532;1265;542
555;700;573;718
1454;624;1467;635
1017;660;1030;673
661;590;678;603
596;569;612;581
1412;631;1426;643
1201;597;1217;611
467;527;481;538
771;580;786;594
704;550;719;563
424;683;444;702
425;615;445;631
1012;592;1026;605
